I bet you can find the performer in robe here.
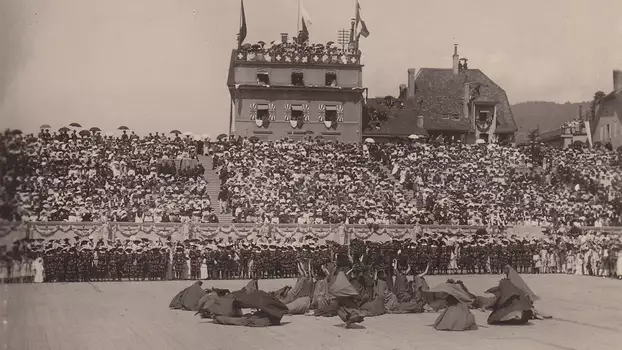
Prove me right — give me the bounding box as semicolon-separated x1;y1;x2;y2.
422;281;478;331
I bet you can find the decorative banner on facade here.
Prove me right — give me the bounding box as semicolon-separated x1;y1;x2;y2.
336;104;344;122
249;103;257;120
318;104;326;122
303;104;310;121
268;103;276;121
284;104;292;121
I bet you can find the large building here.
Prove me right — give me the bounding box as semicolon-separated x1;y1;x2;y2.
364;46;518;144
227;34;366;142
591;70;622;149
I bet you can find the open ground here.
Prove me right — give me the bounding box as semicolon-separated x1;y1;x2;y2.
2;274;622;350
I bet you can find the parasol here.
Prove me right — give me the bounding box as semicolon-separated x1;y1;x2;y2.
216;133;228;141
364;138;375;143
40;124;51;129
58;127;70;132
408;134;421;140
79;130;91;137
118;125;129;130
89;127;101;132
170;130;181;135
69;122;82;128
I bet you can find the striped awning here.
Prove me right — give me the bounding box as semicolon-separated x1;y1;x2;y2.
257;104;269;110
326;105;337;111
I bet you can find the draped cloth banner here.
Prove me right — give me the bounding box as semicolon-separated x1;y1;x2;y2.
0;222;620;243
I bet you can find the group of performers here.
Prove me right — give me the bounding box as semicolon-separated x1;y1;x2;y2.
2;228;621;283
170;256;551;330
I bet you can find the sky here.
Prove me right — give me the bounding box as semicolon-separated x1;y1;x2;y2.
1;0;622;135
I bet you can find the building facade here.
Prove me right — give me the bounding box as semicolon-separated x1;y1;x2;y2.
591;70;622;149
227;36;366;142
364;46;518;144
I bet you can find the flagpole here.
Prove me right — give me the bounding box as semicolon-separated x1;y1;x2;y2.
297;0;301;35
238;0;242;48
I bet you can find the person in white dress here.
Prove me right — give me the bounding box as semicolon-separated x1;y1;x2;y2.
616;249;622;280
33;257;45;283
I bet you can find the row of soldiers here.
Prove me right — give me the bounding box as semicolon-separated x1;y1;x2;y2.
2;233;551;283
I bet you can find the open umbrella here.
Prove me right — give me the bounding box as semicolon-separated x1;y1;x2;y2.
58;127;70;132
89;127;101;132
216;133;228;141
11;129;22;135
79;130;91;137
475;139;486;144
408;134;421;140
305;130;314;135
69;122;82;128
118;125;129;130
183;131;193;136
248;136;260;142
170;130;181;135
364;138;375;143
40;124;51;129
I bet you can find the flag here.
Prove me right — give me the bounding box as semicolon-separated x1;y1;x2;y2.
299;16;309;43
238;0;247;48
298;0;312;43
299;0;313;27
355;1;370;39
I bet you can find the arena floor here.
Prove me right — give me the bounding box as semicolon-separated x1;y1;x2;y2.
3;274;622;350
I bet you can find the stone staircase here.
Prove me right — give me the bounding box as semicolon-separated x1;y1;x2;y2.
198;156;233;224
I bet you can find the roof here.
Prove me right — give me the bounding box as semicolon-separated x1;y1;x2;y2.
365;68;518;135
591;89;622;134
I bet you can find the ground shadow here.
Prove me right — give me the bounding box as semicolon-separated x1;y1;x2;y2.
333;323;366;329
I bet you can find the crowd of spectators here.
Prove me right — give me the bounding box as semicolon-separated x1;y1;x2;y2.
2;128;621;227
0;128;219;223
238;39;359;62
211;138;622;227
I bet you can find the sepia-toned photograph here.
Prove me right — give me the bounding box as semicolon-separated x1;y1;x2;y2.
1;1;622;349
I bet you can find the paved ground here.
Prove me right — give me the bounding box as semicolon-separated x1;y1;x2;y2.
2;274;622;350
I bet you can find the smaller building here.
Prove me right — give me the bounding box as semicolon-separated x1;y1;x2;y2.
363;46;518;144
591;70;622;149
538;120;590;148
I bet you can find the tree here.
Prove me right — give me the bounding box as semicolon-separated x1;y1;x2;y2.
590;90;606;120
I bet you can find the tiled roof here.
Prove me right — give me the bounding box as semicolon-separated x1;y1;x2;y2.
367;68;518;134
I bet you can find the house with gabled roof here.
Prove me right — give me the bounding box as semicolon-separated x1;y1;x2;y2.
591;70;622;149
364;45;518;144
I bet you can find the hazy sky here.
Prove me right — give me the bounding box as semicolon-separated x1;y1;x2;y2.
1;0;622;135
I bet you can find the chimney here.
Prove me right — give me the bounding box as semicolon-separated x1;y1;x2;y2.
578;105;583;119
280;33;288;43
453;44;459;75
407;68;417;98
416;115;424;129
614;69;622;91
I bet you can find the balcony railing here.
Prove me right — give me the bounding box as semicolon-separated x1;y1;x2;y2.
235;49;361;66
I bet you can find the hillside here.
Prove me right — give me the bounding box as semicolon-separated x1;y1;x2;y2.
511;101;589;143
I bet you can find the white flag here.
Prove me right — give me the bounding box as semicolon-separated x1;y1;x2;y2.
299;0;312;27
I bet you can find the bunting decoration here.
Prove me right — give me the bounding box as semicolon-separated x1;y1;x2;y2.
2;222;512;243
303;104;310;121
249;103;258;120
318;104;326;122
269;103;276;121
336;104;344;122
284;104;292;121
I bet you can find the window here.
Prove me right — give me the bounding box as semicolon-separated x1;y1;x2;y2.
478;111;489;122
292;105;303;121
325;72;337;86
257;104;269;120
325;105;337;121
256;70;270;85
291;71;304;86
607;124;611;139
